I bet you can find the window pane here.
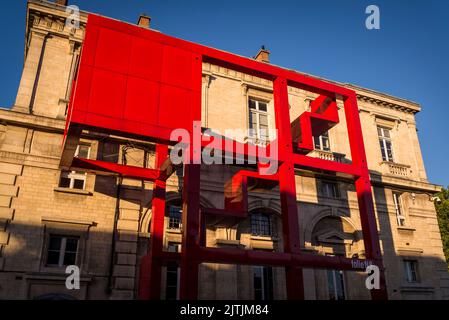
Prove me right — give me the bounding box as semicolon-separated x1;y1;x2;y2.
249;111;257;129
168;206;182;229
73;179;85;190
48;236;62;251
63;252;77;265
259;114;268;126
65;238;78;252
253;267;263;300
251;213;271;236
327;270;336;300
78;145;90;158
46;251;60;265
258;102;267;112
249;99;256;109
385;141;393;161
335;271;345;300
262;267;273;300
322;136;330;151
379;140;387;161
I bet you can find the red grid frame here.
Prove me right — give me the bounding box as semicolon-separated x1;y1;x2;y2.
61;14;388;300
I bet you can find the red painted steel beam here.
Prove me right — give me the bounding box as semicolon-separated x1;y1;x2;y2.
292;154;361;177
71;157;165;181
273;77;304;300
196;247;371;271
180;164;201;300
139;144;168;299
343;93;388;300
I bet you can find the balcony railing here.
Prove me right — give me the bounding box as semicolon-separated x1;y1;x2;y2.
380;161;410;177
309;149;345;163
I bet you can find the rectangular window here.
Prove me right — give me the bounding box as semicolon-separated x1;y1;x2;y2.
59;145;90;190
248;98;269;145
253;266;273;300
46;235;79;267
313;131;331;151
393;192;406;226
321;181;340;198
404;260;419;283
251;213;272;237
166;242;180;300
378;126;394;162
327;269;346;300
168;205;182;230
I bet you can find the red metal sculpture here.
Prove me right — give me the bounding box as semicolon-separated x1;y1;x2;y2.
61;14;388;300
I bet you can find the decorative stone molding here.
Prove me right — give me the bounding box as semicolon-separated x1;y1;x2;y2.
379;161;411;177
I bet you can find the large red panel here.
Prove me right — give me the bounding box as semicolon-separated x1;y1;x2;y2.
95;28;132;74
67;14;200;143
124;77;160;125
88;68;127;118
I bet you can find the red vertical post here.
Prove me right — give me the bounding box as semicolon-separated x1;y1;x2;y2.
343;93;388;300
273;77;304;299
179;53;203;300
179;163;201;299
139;144;168;299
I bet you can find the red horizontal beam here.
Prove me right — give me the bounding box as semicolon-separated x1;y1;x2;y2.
152;247;371;271
71;157;166;181
292;154;361;177
194;247;371;270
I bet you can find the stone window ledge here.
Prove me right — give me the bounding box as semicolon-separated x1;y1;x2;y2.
214;239;240;247
54;187;92;196
397;226;416;232
166;228;182;234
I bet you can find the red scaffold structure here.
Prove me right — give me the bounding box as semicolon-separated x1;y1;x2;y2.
60;14;388;300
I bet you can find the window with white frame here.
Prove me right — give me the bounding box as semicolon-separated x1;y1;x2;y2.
404;260;419;283
248;98;269;145
168;205;182;230
313;131;331;151
393;192;406;226
59;145;90;190
320;181;340;198
378;126;394;162
46;235;79;267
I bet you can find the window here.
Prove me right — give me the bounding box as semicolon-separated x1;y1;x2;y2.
313;131;331;151
46;235;79;267
253;266;273;300
327;269;346;300
59;145;90;189
248;98;269;145
166;242;180;300
321;181;340;198
404;260;419;283
378;126;394;162
168;205;182;230
251;213;271;236
393;192;406;226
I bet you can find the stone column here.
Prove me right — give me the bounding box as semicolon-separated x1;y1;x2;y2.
13;29;48;113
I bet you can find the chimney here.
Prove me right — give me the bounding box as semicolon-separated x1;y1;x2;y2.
254;45;270;63
55;0;68;6
137;14;151;29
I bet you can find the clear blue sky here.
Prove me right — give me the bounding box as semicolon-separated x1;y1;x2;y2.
1;0;448;187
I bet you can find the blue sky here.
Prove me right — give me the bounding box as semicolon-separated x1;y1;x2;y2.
1;0;448;187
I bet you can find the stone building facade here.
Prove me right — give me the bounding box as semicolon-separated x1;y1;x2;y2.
0;0;448;300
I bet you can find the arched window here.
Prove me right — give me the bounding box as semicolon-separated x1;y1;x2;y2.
251;212;271;236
